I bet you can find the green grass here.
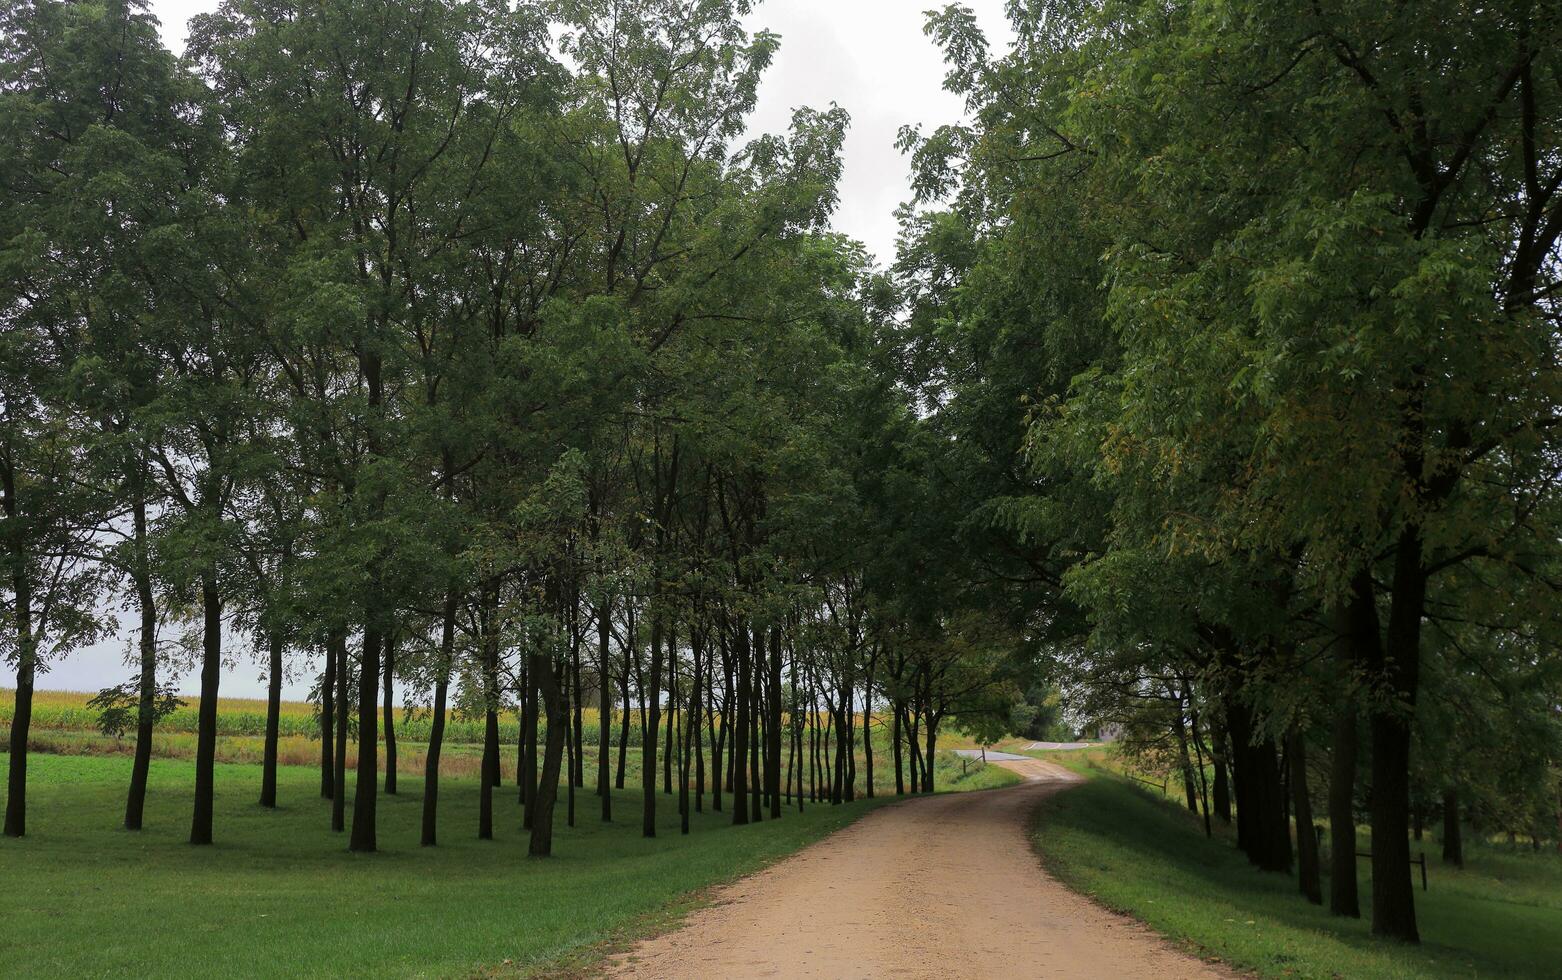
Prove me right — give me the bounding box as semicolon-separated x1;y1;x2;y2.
1029;754;1562;979
0;746;1010;978
0;754;883;977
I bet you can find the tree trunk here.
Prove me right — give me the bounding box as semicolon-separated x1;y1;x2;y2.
1370;532;1425;942
730;620;750;826
615;660;631;791
1329;703;1361;917
597;597;612;821
260;631;283;808
521;662;538;828
1212;742;1231;824
125;483;158;829
321;640;335;799
643;609;664;837
862;670;874;799
3;557;34;839
348;619;380;853
1289;728;1322;904
421;591;456;847
189;575;222;846
1442;788;1463;868
918;722;930;797
1174;704;1199;813
663;625;676;797
572;615;584;789
768;627;783;818
382;633;397;795
892;702;905;796
528;654;567;857
1227;698;1290;872
749;632;762;822
331;632;349;832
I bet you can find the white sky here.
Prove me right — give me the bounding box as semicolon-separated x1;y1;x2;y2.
42;0;1012;701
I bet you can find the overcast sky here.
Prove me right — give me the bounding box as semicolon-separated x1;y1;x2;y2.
44;0;1013;701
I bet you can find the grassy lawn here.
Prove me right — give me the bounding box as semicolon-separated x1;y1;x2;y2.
0;746;1012;978
1030;752;1562;979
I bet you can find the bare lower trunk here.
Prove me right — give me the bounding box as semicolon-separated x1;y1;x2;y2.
421;592;456;847
1441;788;1463;867
382;633;397;795
125;485;158;829
1289;728;1322;904
1370;534;1424;942
259;632;283;808
528;654;567;856
348;619;380;853
189;576;222;846
321;641;335;798
4;629;33;838
331;632;349;832
1329;704;1361;917
643;611;665;837
767;627;782;818
598;598;613;822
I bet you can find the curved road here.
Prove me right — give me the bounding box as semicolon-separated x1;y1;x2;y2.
605;758;1224;979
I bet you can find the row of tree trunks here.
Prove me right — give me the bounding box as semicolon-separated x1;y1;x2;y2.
1225;697;1291;873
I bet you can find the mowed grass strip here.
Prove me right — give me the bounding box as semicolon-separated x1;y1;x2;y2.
0;749;1013;978
1029;754;1562;979
0;753;892;978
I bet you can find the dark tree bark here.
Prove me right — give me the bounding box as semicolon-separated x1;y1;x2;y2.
1289;728;1323;904
321;640;335;799
1173;701;1199;813
331;632;349;832
597;597;613;822
125;480;158;829
572;610;584;789
918;722;930;797
480;589;501;840
1370;533;1425;942
382;632;397;795
862;662;875;799
749;630;762;822
1227;698;1291;873
643;608;665;837
892;701;905;796
1442;788;1463;867
1329;702;1362;917
663;624;676;796
615;656;631;790
259;631;284;808
348;619;380;853
692;623;705;813
189;574;223;846
1212;730;1231;825
730;619;750;826
528;653;567;857
521;661;538;830
421;591;456;847
3;549;34;839
768;627;783;818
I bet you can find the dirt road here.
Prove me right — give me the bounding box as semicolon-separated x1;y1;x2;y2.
603;758;1225;979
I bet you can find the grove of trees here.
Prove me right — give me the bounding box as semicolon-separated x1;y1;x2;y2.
3;0;1560;957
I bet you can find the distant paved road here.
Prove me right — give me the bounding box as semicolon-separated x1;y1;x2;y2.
604;758;1224;979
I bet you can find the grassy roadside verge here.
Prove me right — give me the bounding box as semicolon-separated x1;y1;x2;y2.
1027;752;1562;978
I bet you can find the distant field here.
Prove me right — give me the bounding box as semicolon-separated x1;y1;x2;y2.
1029;749;1562;979
1;688;1012;794
1;687;596;746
